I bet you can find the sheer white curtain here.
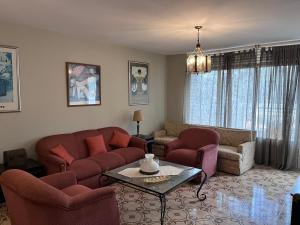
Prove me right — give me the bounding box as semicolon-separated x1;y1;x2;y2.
184;50;256;130
184;71;218;125
184;46;300;169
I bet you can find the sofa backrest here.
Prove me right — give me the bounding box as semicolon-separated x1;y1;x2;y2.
164;121;256;147
164;121;189;137
36;127;129;160
214;127;255;147
36;134;80;159
73;129;101;158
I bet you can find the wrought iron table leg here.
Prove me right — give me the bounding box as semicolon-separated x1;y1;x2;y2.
197;170;207;201
159;194;166;225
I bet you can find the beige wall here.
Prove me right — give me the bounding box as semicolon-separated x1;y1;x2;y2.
0;22;166;161
166;54;186;123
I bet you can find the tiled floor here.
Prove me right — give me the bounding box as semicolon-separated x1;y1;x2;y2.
0;166;298;225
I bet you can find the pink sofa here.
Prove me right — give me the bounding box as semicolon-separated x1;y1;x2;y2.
165;128;220;179
0;169;120;225
36;127;146;188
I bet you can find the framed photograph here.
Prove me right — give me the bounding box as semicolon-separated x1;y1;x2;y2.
128;61;149;105
66;62;101;106
0;46;21;112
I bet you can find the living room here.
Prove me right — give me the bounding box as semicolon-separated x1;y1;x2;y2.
0;1;299;225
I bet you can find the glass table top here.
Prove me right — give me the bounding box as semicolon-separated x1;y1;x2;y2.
103;160;201;195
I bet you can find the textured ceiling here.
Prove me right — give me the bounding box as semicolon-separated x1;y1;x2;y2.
0;0;300;54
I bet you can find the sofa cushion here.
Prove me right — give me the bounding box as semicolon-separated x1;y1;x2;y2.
97;127;129;151
62;184;91;197
154;136;177;145
89;152;126;171
69;159;102;180
110;131;131;148
218;145;241;161
73;130;101;159
50;145;75;165
85;135;107;156
112;147;145;164
165;148;199;167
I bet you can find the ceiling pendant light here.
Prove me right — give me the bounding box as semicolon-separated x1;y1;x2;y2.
187;26;211;74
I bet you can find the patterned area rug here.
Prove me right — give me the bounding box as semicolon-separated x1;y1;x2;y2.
0;166;298;225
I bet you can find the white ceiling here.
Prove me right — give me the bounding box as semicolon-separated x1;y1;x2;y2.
0;0;300;55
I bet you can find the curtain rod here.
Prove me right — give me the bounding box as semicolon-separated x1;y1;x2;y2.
203;39;300;55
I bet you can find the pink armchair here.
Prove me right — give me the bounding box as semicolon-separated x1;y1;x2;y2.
0;169;120;225
165;128;220;180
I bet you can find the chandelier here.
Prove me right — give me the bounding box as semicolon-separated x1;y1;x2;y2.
186;26;211;74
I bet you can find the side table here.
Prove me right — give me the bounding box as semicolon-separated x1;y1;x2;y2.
134;134;154;153
0;158;46;203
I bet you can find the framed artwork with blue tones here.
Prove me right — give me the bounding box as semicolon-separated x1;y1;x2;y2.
128;61;149;105
0;46;21;112
66;62;101;106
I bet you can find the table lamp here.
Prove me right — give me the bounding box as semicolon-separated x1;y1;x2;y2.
133;110;143;136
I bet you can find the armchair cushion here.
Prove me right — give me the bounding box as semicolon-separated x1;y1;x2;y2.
218;145;241;161
62;184;91;197
165;149;199;167
50;144;75;165
110;131;130;148
112;147;145;163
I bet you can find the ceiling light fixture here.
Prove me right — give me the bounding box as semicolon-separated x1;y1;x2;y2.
187;26;211;74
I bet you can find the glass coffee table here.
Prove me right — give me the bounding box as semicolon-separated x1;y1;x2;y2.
103;160;207;225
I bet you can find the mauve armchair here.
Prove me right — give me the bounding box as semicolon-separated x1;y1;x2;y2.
165;128;220;180
0;169;120;225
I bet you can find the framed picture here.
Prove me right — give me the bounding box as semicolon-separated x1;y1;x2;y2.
128;61;149;105
66;62;101;106
0;45;21;112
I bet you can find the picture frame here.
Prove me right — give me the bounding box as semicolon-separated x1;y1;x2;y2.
66;62;101;106
0;45;21;112
128;61;149;105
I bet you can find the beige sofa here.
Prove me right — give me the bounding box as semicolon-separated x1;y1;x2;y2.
154;121;256;175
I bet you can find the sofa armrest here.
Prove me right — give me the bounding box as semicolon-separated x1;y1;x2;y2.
237;141;255;154
129;136;146;152
38;155;67;174
67;187;116;210
41;171;77;190
154;129;167;138
237;141;255;162
165;139;183;156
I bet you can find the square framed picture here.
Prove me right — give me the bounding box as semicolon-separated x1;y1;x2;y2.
0;45;21;112
128;61;149;105
66;62;101;106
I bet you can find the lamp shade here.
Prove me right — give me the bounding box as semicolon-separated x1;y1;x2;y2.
133;110;143;121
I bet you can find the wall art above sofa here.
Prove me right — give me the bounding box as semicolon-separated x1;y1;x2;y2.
66;62;101;107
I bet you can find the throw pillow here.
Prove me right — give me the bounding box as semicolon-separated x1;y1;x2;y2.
110;130;131;148
50;144;75;165
85;134;107;156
